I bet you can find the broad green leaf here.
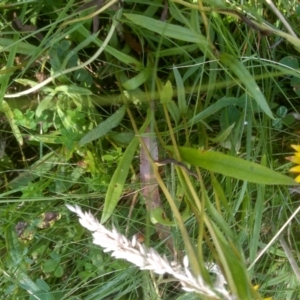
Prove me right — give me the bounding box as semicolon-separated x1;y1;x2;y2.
279;56;299;69
160;80;173;104
282;114;295;126
74;69;90;82
101;110;151;223
272;118;283;129
36;279;50;292
167;146;296;185
124;14;213;56
54;266;64;277
173;67;187;114
122;68;151;90
220;105;241;129
79;105;126;146
43;259;59;273
276;106;288;118
220;54;274;119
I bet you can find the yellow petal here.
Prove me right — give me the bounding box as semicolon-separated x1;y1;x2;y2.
291;145;300;152
286;156;300;164
253;285;272;300
295;175;300;183
290;166;300;173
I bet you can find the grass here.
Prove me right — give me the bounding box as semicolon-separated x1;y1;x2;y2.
1;0;300;299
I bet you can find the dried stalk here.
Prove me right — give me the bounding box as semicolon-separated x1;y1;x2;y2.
67;204;232;299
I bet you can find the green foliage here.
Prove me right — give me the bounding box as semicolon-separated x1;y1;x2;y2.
169;146;295;185
1;0;300;299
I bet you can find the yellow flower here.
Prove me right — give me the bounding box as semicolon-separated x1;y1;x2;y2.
253;285;272;300
286;145;300;183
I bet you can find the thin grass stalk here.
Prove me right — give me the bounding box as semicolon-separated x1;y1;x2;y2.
124;101;201;276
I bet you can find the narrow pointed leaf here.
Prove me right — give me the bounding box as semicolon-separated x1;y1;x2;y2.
79;105;126;146
167;146;296;185
101;136;139;223
173;67;187;114
206;219;261;299
123;13;213;56
124;14;203;43
122;68;151;90
101;111;151;223
220;53;274;119
160;80;173;104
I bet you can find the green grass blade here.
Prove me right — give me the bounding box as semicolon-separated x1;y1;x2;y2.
79;105;126;146
101;110;151;223
122;68;152;90
173;67;187;115
206;219;261;299
124;13;213;56
77;26;143;70
167;146;295;185
124;14;202;43
101;138;138;223
186;97;240;127
220;53;274;119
